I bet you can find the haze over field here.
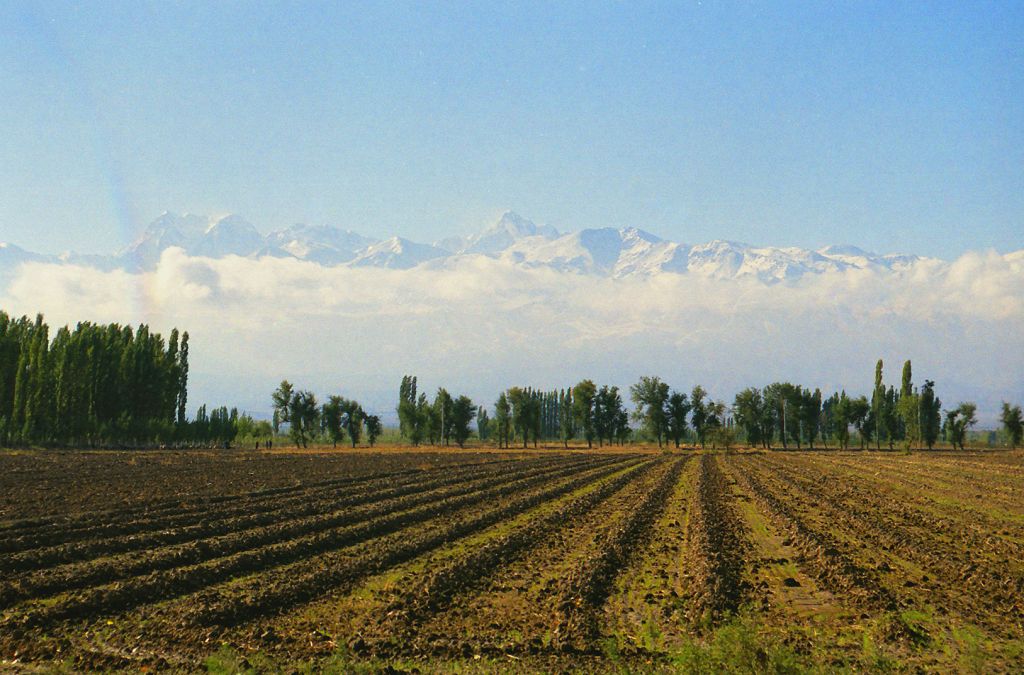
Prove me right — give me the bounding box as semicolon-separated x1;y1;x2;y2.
1;211;1021;423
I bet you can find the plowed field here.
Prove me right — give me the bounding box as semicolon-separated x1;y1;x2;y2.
2;448;1022;672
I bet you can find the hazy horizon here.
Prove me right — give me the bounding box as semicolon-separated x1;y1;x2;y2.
5;207;1021;261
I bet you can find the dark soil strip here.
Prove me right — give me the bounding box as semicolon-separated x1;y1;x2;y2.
0;456;574;554
730;458;897;611
378;458;670;640
0;455;603;572
0;456;618;607
552;457;688;652
684;454;749;626
179;459;654;627
2;457;642;631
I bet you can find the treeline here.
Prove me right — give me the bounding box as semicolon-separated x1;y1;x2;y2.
271;380;382;449
731;360;980;451
396;376;476;447
0;312;188;446
0;311;259;448
395;376;731;450
489;383;632;448
398;362;1024;450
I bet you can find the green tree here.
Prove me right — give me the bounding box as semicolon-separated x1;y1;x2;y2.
272;380;294;435
527;389;542;447
450;395;476;448
690;385;710;449
944;402;977;450
630;376;670;447
572;380;597;448
341;398;364;448
919;380;942;450
476;406;491;441
433;388;454;446
288;390;318;448
321;396;345;448
896;360;920;449
365;414;382;447
763;382;799;449
397;375;419;444
849;395;871;449
494;392;511;449
871;359;886;449
832;391;852;449
176;331;189;427
412;393;430;446
666;390;692;449
596;385;625;447
558;388;575;448
883;386;900;449
1001;402;1023;449
705;399;727;447
507;387;530;448
733;388;765;449
799;388;822;449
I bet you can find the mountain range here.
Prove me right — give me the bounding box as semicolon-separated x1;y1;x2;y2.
1;211;943;282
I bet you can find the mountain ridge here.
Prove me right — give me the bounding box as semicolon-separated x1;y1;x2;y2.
0;210;961;283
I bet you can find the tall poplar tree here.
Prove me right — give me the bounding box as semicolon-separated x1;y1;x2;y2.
572;380;597;448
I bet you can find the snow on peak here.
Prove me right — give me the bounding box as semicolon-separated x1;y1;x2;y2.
349;236;447;269
456;212;560;256
262;223;373;265
2;210;953;282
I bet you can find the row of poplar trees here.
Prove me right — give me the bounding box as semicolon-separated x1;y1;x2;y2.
396;376;477;448
397;360;1020;451
490;383;632;448
483;379;733;449
731;360;981;451
0;312;192;446
272;380;382;449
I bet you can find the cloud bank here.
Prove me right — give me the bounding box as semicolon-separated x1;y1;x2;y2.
2;247;1022;425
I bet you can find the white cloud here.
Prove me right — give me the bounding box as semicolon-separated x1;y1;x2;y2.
1;247;1022;425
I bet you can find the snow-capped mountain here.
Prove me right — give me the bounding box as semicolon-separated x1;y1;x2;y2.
191;214;264;259
349;236;448;270
499;226;664;275
120;212;210;269
262;224;374;266
0;209;950;282
444;211;560;256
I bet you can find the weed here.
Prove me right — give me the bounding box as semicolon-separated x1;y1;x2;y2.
949;625;987;674
668;612;810;674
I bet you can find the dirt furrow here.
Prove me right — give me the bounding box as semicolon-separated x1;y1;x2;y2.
0;456;615;608
682;454;749;627
760;456;1024;634
174;458;653;628
0;456;573;555
552;457;687;652
0;457;632;632
731;457;898;611
374;459;669;643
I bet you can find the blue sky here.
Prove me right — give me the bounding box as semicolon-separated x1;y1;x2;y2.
1;1;1021;258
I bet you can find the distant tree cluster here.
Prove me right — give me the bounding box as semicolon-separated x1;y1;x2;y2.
274;380;380;449
0;311;264;448
489;383;629;449
5;310;1010;454
730;360;982;451
397;360;1016;451
0;312;190;446
396;376;475;448
482;382;630;449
